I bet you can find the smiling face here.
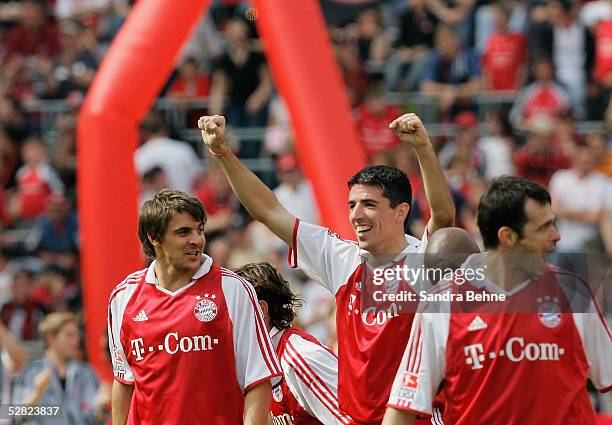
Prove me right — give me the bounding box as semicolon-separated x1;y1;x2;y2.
348;184;409;255
151;211;206;274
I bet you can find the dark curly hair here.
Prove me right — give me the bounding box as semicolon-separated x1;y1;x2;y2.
233;263;301;330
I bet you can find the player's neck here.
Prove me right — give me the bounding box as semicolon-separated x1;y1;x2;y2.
154;261;196;292
481;251;534;292
367;238;408;268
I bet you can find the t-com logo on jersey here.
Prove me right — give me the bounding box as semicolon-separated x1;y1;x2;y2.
129;332;220;361
464;337;565;370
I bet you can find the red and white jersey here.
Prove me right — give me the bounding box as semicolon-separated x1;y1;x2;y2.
107;255;282;425
388;257;612;424
269;327;352;425
288;219;429;423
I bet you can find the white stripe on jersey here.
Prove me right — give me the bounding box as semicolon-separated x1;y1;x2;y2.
223;270;281;377
283;340;351;424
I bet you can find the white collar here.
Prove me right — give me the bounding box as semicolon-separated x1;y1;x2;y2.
359;234;417;268
269;326;284;351
144;254;213;295
462;253;532;296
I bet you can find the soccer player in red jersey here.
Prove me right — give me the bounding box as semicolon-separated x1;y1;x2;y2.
383;176;612;424
108;189;282;425
198;113;455;423
235;262;353;425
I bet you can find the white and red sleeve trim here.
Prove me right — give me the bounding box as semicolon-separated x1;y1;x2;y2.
282;339;352;424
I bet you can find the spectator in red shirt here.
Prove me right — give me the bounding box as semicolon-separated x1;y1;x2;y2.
509;57;573;131
9;137;65;222
355;81;402;158
3;0;60;62
481;1;526;91
168;57;210;99
514;114;572;187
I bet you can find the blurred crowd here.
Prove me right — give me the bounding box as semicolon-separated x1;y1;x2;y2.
0;0;610;420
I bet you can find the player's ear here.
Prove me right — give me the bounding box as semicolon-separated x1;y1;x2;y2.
498;226;517;248
396;202;410;224
148;233;160;247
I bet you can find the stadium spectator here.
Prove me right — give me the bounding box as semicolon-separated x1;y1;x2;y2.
331;25;370;107
273;154;320;227
25;193;79;270
108;189;281;424
167;56;210;100
384;176;611;424
235;262;353;424
2;0;60;63
509;57;572;130
513;114;571;187
476;109;516;180
481;0;527;91
549;144;610;252
438;111;486;180
199;113;455;423
135;111;203;194
39;19;99;100
13;312;109;424
547;0;595;113
421;24;482;117
386;0;437;91
354;8;393;77
208;17;272;129
586;131;612;177
194;163;240;235
355;81;403;158
9;137;65;223
139;166;168;205
0;269;46;341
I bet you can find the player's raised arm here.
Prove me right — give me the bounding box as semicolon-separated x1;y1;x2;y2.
198;115;295;246
389;113;455;234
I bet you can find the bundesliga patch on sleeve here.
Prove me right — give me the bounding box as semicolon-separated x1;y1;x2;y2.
397;372;419;402
112;347;126;374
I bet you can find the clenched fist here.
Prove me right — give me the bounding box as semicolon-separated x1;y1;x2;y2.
389;113;431;150
198;115;228;155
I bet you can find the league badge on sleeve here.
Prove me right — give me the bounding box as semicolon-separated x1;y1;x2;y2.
272;385;283;402
194;294;218;322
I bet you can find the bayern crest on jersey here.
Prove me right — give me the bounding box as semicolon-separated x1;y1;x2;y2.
194;297;218;322
537;297;562;328
272;385;283;402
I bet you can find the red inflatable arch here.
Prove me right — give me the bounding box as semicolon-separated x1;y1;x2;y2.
78;0;366;375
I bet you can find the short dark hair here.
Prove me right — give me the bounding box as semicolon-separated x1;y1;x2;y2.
141;110;168;136
138;189;207;258
233;262;301;330
347;165;413;231
477;176;551;249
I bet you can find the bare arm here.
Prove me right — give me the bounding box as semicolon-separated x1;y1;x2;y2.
111;380;134;425
0;323;28;371
245;64;274;115
382;407;418;425
243;380;272;425
198;115;295;246
389;114;455;234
